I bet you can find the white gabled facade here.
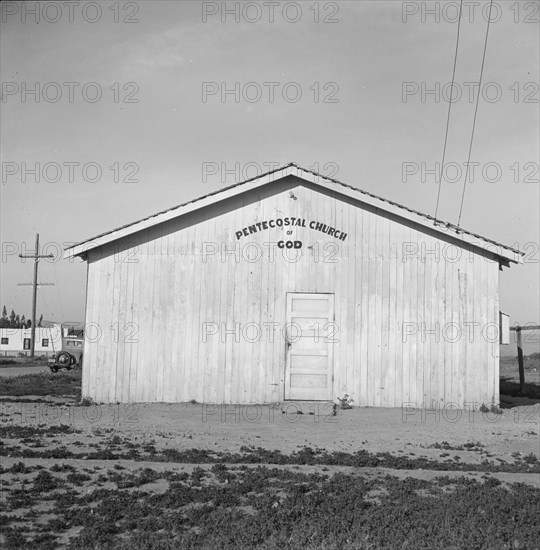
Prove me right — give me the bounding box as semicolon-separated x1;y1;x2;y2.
65;164;523;407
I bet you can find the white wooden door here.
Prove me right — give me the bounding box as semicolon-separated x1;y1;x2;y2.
285;293;335;400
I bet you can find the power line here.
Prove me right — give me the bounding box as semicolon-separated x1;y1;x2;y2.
434;0;464;222
51;258;65;321
457;0;494;227
39;285;55;321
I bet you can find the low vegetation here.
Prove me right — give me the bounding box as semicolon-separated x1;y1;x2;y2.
1;463;538;549
1;438;539;474
500;353;540;400
499;377;540;399
0;354;538;549
0;371;81;399
0;357;48;367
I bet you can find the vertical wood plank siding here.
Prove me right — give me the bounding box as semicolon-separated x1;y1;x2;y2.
82;176;500;407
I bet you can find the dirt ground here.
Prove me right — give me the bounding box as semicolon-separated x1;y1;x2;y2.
1;360;539;549
2;399;539;484
1;354;539;486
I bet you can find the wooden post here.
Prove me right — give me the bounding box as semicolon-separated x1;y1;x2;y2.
516;327;525;394
510;325;540;395
30;234;40;358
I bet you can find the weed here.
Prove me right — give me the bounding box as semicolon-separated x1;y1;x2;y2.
429;441;484;452
191;466;207;486
33;470;64;492
78;396;95;407
336;394;354;409
67;472;92;485
0;424;77;439
1;527;27;549
479;403;503;415
51;464;76;473
7;461;30;474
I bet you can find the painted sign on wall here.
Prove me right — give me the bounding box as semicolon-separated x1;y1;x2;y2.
235;217;347;242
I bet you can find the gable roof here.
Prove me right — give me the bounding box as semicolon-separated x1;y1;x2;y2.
64;162;523;264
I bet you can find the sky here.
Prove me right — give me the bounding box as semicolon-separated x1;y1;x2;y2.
1;1;538;346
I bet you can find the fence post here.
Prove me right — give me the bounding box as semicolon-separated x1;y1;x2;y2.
516;328;525;394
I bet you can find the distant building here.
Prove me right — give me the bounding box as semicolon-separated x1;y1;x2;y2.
65;164;523;407
0;325;62;357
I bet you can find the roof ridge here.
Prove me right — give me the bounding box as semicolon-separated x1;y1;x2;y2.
64;162;523;259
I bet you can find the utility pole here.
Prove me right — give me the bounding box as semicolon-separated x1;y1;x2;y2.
18;233;54;357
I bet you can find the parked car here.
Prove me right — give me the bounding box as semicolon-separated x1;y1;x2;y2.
48;335;84;372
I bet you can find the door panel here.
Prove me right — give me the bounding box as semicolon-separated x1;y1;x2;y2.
285;293;334;400
290;373;328;388
290;297;330;314
290;317;333;335
290;355;328;370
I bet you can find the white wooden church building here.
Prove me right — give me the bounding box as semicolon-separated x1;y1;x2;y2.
65;164;522;407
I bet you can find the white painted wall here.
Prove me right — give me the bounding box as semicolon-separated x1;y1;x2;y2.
81;177;503;407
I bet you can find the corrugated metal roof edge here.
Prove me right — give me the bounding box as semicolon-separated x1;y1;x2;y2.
65;162;524;258
290;163;524;257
